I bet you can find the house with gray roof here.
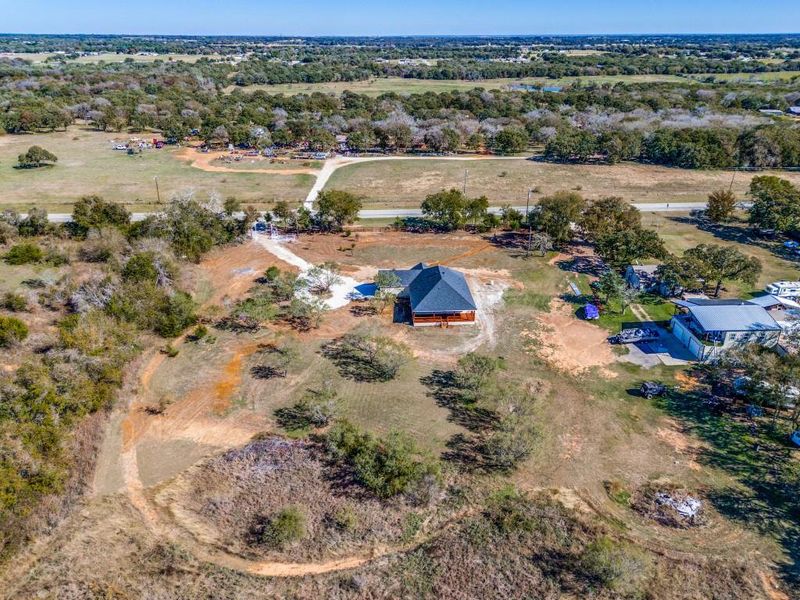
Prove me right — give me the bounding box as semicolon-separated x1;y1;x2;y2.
670;298;781;361
377;263;477;326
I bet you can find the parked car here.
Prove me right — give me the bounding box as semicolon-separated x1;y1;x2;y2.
640;381;667;399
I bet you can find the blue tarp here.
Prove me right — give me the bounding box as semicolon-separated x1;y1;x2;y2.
584;303;600;320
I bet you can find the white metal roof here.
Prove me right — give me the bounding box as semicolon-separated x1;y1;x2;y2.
677;300;781;332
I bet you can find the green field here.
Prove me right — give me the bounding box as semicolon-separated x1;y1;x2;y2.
0;129;313;211
225;74;689;96
642;211;798;291
325;158;800;208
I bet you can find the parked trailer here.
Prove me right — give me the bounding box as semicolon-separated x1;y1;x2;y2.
765;281;800;298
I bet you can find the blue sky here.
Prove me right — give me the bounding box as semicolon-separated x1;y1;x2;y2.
3;0;800;36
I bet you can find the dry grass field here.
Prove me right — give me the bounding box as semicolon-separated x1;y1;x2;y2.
325;158;800;208
0;129;313;211
225;73;688;96
2;221;798;598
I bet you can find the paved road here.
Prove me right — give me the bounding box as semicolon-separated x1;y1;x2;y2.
39;200;738;223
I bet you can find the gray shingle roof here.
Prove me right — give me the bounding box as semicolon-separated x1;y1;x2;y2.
676;300;781;332
378;263;428;287
407;266;477;314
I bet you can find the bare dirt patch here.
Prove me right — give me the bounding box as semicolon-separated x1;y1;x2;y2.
173;147;320;175
526;298;618;378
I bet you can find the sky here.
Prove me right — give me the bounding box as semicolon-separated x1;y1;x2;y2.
2;0;800;36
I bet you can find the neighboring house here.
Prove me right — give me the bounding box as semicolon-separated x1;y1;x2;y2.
625;264;660;291
671;298;782;361
749;294;800;333
624;264;681;297
377;263;477;326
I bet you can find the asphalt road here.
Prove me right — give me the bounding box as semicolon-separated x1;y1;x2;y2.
40;201;742;223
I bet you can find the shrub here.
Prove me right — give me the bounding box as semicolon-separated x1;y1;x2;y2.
275;385;338;431
4;242;43;265
251;507;307;549
327;420;441;498
2;292;28;312
0;315;29;347
581;536;649;595
322;333;411;382
44;247;69;266
189;324;208;341
122;252;160;283
331;506;359;532
251;342;300;379
485;486;537;534
154;292;197;337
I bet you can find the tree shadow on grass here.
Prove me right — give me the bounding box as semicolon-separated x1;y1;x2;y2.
653;386;800;589
668;215;796;263
421;370;499;433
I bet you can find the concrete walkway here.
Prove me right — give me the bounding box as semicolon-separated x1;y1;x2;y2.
251;233;359;310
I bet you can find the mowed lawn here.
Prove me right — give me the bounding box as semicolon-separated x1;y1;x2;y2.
642;212;799;292
225;73;688;96
325;158;800;208
0;129;314;211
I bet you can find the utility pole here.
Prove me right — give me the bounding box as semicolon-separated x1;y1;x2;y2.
154;176;161;204
463;168;468;196
526;188;533;258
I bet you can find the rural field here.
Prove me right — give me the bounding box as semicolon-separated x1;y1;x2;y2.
225;73;689;96
2;212;798;598
0;129;313;211
325;158;800;207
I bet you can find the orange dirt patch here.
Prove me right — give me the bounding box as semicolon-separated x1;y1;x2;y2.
526;298;618;379
212;342;261;414
675;371;702;392
173;147;319;175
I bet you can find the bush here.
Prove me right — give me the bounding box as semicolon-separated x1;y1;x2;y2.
44;247;69;266
2;292;28;312
4;242;43;265
0;315;29;347
251;507;307;549
331;506;359;532
581;536;649;595
274;385;338;431
154;292;197;337
122;252;163;284
328;420;441;498
322;333;411;382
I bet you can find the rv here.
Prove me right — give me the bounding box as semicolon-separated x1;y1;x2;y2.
765;281;800;298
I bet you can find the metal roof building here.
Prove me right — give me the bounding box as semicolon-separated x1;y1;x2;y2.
673;299;781;333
